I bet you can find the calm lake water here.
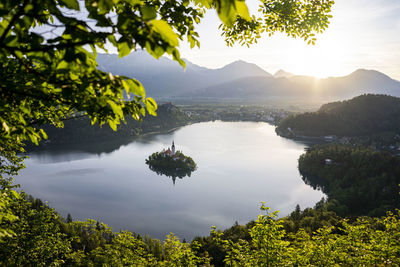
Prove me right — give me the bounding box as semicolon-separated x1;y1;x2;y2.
17;121;324;240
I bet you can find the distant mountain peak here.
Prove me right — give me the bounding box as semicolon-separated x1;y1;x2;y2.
351;68;375;75
219;60;271;77
223;60;256;68
347;69;393;81
274;69;294;78
351;68;386;76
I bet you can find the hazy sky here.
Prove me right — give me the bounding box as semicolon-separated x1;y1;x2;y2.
178;0;400;79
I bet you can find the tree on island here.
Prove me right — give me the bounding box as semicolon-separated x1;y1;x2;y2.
146;142;197;185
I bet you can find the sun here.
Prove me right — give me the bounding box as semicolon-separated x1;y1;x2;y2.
285;33;356;78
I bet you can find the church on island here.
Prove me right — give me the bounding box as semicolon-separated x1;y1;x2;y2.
146;141;197;186
162;141;186;162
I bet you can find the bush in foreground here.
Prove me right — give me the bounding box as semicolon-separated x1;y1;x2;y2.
1;192;400;266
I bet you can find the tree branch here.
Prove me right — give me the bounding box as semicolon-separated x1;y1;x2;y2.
0;0;29;45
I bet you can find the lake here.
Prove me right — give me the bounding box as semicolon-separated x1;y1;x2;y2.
16;121;324;240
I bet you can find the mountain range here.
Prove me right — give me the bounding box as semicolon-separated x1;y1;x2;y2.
96;52;400;101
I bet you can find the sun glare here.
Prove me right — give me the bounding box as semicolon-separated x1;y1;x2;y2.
183;0;400;80
281;26;356;79
293;44;350;78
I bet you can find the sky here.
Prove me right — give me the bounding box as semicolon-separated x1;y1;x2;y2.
178;0;400;79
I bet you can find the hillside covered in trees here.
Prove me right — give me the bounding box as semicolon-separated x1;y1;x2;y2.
2;192;400;266
298;144;400;217
28;103;189;148
276;94;400;137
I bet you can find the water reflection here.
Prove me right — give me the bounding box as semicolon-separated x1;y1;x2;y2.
17;121;324;240
50;168;104;177
28;132;175;163
148;164;194;185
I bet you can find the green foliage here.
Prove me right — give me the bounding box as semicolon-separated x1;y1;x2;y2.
221;0;334;47
193;221;254;266
0;188;20;239
0;192;73;266
212;203;289;266
208;204;400;266
85;231;155;266
0;193;211;266
162;233;210;266
26;103;189;147
2;193;400;266
298;144;400;216
281;199;340;234
277;94;400;137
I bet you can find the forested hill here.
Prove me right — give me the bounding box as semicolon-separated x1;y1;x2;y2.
298;144;400;217
29;103;189;148
276;94;400;137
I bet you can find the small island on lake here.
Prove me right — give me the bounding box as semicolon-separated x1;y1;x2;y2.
146;141;197;185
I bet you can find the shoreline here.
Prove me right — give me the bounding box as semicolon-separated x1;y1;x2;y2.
25;120;277;152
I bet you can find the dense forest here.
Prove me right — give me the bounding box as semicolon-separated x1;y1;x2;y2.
276;94;400;137
1;192;399;266
298;144;400;217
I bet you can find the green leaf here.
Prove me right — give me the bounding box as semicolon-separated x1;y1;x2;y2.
139;106;146;116
2;121;9;132
4;35;18;47
150;20;179;47
118;42;131;58
141;6;157;20
59;0;80;10
29;134;38;145
107;100;123;118
236;1;250;21
145;97;157;116
40;129;48;139
108;120;117;131
10;190;20;199
98;0;113;14
217;0;236;27
56;61;69;70
107;35;117;46
125;79;145;98
124;0;144;5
